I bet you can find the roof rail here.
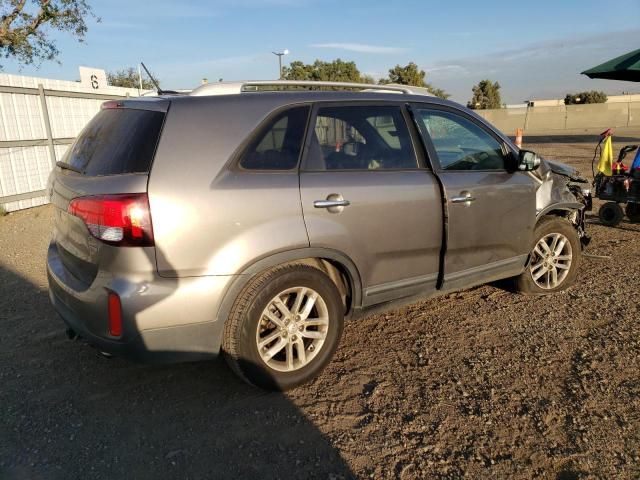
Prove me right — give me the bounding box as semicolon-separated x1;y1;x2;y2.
141;88;192;97
189;80;431;97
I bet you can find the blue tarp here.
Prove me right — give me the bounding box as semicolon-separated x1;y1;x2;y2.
632;148;640;172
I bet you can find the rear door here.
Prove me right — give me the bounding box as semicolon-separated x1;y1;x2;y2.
299;103;443;306
411;104;536;290
49;100;168;287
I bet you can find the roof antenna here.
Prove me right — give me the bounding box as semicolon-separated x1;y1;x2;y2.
140;62;163;94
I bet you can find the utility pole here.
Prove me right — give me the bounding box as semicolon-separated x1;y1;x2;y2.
272;49;289;79
138;63;143;92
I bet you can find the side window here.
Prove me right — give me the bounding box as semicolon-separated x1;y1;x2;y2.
417;109;508;171
305;105;417;171
240;106;309;170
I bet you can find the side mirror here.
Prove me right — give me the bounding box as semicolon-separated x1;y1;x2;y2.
518;150;541;171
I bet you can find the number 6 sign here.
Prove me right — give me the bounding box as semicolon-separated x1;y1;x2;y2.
79;66;107;91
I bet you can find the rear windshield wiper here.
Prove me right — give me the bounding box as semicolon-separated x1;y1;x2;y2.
56;161;84;174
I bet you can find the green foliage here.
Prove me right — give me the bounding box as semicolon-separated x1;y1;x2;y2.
428;87;450;100
379;62;450;99
0;0;98;68
564;91;608;105
467;80;502;109
281;59;451;98
381;62;425;86
282;59;364;83
360;74;375;85
107;67;159;89
0;204;7;216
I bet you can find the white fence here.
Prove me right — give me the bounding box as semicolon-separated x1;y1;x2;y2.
0;73;141;212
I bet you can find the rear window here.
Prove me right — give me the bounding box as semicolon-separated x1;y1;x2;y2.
63;109;165;176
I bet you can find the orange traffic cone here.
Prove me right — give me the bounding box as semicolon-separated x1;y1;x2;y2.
515;128;523;148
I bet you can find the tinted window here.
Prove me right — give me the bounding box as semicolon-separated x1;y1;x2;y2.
240;106;309;170
63;109;165;176
305;105;417;171
417;109;507;171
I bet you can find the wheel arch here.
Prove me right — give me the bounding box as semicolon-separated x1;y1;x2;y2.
215;248;363;330
536;202;584;220
516;213;582;293
525;206;585;268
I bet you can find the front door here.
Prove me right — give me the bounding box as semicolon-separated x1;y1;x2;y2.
299;103;443;306
412;105;537;289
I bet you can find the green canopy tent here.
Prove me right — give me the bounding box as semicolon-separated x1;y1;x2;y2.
582;48;640;82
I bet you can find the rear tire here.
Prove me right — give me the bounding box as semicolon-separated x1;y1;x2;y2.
599;202;623;226
515;216;581;294
222;264;344;391
625;203;640;223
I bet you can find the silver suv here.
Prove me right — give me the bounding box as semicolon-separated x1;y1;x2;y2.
47;81;591;390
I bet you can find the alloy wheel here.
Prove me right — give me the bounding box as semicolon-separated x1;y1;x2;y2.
529;232;573;290
256;287;329;372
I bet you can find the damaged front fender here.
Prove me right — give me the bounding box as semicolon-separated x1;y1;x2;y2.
533;159;591;247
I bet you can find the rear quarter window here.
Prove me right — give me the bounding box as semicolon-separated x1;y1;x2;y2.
239;106;310;170
63;109;165;176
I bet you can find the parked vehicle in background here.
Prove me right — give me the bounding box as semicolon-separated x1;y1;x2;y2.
47;81;591;390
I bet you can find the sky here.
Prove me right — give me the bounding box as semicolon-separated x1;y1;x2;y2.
2;0;640;104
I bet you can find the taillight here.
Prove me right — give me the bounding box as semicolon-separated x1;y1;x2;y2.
68;193;154;247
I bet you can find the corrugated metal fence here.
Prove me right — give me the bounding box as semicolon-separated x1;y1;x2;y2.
0;73;140;212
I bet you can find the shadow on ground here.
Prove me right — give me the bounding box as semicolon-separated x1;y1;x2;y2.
0;264;354;480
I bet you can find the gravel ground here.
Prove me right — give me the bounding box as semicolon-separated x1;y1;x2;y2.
1;138;639;479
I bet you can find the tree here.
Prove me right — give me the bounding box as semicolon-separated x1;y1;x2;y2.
427;86;449;100
360;73;375;85
564;91;608;105
282;58;365;83
282;59;450;97
380;62;423;86
379;62;450;99
107;67;158;89
467;80;502;109
0;0;97;68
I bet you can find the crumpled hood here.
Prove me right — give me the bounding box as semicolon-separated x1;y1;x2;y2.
538;159;589;183
525;154;591;243
532;157;590;214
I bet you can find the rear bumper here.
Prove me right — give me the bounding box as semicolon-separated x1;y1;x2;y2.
47;241;235;363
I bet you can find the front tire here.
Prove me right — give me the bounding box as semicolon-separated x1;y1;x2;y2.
515;216;581;294
222;264;344;391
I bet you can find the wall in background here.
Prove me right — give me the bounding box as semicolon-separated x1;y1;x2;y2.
477;102;640;136
0;72;142;212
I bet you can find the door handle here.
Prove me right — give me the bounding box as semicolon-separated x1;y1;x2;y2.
314;199;351;208
450;191;475;205
314;194;350;213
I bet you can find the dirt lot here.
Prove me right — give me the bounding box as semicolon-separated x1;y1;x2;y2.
1;138;639;479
